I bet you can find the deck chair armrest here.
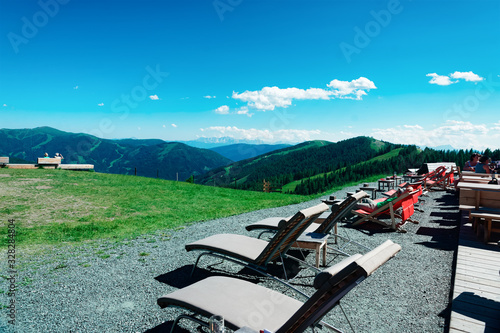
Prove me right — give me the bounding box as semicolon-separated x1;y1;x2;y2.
355;240;401;276
314;254;363;289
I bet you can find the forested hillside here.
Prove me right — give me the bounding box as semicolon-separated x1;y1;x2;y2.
197;137;398;190
293;146;500;194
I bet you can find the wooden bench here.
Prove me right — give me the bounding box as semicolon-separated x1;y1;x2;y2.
59;164;94;171
469;212;500;243
457;182;500;243
0;156;9;166
37;157;62;167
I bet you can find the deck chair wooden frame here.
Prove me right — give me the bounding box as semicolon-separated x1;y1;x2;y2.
186;203;329;286
350;190;419;232
245;191;371;256
425;167;456;191
158;240;402;333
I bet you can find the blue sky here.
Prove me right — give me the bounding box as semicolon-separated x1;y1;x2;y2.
1;0;499;150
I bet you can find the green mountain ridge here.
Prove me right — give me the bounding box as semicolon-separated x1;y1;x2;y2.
0;127;232;180
197;136;396;191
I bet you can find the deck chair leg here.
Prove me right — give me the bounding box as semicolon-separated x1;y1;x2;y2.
279;252;289;281
339;303;356;333
170;313;207;333
285;253;321;273
319;320;345;333
190;253;207;277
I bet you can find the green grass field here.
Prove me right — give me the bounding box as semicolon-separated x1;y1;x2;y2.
0;169;315;248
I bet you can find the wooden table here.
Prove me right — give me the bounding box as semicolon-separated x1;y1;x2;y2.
460;176;493;184
461;171;492;178
386;176;403;186
378;179;395;191
293;233;329;268
359;186;377;199
406;174;424;182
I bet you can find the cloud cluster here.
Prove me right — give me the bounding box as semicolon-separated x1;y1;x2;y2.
371;120;500;150
427;71;484;86
214;105;229;114
230;77;376;111
214;105;253;117
149;95;160;100
200;126;321;143
197;120;500;150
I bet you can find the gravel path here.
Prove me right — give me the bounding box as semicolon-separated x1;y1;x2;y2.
0;182;459;333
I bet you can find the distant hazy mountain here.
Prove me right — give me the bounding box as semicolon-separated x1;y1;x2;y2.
0;127;232;180
113;138;166;147
181;136;287;149
209;143;291;162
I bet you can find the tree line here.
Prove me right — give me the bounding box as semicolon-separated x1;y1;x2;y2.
292;146;500;195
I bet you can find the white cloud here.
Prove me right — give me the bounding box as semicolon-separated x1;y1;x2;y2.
450;71;484;82
236;107;253;117
149;95;160;100
97;103;104;106
2;104;6;107
215;105;230;114
232;77;376;111
73;85;78;90
371;120;500;150
204;95;216;99
171;124;177;128
426;73;456;86
427;71;484;86
326;77;377;99
200;126;321;143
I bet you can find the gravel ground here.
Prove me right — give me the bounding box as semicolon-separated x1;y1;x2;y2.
0;182;460;333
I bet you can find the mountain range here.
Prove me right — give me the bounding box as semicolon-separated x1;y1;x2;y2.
0;127;230;180
3;127;489;194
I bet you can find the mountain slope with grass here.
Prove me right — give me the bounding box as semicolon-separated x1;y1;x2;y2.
0;168;312;248
0;127;232;180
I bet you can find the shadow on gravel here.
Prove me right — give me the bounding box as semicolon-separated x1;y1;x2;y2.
434;192;459;206
428;211;461;227
155;265;261;289
144;320;191;333
415;226;459;251
342;221;398;236
155;253;306;289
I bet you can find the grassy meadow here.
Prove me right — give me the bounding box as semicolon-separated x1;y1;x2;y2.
0;168;314;248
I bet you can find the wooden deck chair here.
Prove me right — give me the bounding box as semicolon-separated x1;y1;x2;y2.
384;182;425;212
245;191;370;255
420;165;446;183
350;190;419;232
186;203;330;283
158;240;402;333
425;167;455;191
